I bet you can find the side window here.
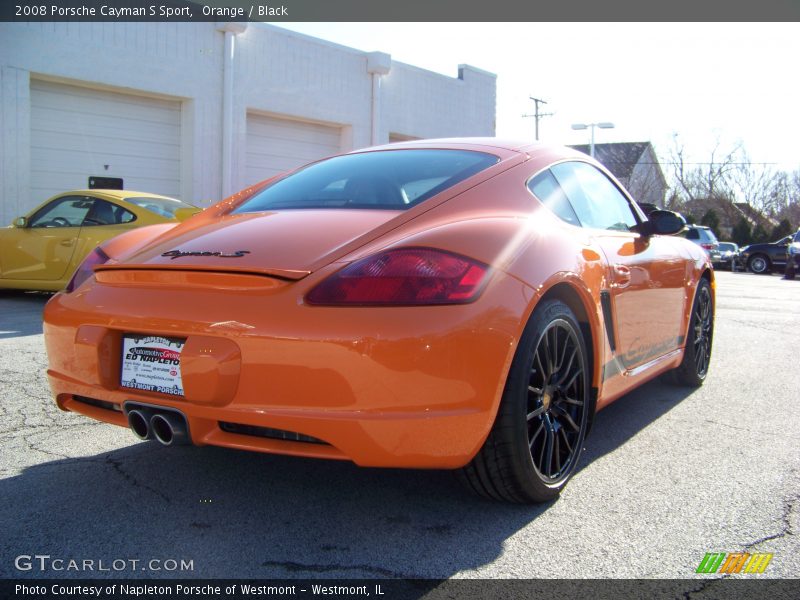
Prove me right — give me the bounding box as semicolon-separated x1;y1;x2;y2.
528;170;581;227
29;196;94;228
83;199;136;226
551;162;639;231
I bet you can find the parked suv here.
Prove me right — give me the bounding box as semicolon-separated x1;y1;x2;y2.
740;230;800;274
681;225;721;264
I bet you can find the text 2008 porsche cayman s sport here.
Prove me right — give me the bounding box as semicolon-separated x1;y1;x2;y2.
44;139;714;502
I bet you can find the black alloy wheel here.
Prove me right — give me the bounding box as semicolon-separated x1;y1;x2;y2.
458;300;590;503
670;278;714;387
526;318;587;483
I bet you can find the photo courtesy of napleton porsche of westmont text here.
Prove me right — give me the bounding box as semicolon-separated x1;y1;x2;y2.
14;583;385;596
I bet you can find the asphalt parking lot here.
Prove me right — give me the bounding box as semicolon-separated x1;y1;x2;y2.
0;271;797;582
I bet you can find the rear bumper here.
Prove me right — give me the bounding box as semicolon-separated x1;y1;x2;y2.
43;271;530;468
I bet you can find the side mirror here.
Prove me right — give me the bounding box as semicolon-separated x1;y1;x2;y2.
634;210;686;237
13;216;28;228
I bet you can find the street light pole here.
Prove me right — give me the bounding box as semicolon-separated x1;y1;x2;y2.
571;122;615;157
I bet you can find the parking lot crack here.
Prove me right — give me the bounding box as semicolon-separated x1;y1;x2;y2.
21;432;71;460
683;487;797;598
742;491;797;549
105;454;171;504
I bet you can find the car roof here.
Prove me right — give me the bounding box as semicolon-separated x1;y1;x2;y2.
352;138;594;170
65;189;180;201
369;137;532;152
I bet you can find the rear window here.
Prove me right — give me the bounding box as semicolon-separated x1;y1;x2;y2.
232;149;499;213
125;196;195;218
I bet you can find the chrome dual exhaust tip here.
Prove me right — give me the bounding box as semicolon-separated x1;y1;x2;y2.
125;404;190;446
150;412;189;446
127;409;151;440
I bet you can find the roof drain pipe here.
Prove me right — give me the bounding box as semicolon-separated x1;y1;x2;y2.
367;52;392;146
217;22;248;199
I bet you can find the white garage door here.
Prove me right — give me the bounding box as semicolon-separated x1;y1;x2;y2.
30;79;181;202
245;113;341;186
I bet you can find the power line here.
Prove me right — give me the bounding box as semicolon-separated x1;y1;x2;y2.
522;96;553;141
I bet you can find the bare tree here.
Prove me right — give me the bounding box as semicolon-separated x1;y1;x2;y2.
729;150;783;216
667;134;743;203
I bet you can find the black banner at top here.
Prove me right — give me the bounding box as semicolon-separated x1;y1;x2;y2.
2;0;800;22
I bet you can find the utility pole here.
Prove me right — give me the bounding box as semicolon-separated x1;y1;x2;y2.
522;96;553;141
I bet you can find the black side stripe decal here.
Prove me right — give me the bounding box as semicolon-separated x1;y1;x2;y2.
600;290;616;352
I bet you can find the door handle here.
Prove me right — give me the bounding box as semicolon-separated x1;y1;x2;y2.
612;264;631;288
59;239;75;247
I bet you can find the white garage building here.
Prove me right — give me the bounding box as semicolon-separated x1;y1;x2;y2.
0;22;496;225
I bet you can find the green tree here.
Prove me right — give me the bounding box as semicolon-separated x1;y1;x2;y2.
731;217;752;246
700;209;721;239
751;223;769;244
771;218;793;240
685;213;697;225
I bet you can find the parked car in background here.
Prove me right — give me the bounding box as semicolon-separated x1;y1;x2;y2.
740;231;800;274
0;190;200;291
786;234;800;279
43;139;714;504
681;225;721;264
713;242;740;270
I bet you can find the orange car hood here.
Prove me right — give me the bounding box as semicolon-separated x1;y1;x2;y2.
101;209;402;280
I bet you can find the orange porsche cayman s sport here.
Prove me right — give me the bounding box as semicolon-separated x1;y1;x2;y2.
43;139;714;503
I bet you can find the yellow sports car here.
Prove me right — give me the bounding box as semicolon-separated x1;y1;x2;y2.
1;189;199;291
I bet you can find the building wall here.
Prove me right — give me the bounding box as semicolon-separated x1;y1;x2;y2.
0;22;496;224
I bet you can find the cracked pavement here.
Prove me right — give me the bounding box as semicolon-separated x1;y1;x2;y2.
0;272;797;581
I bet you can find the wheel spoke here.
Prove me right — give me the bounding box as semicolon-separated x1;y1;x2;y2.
528;384;543;395
556;347;577;385
561;395;584;407
554;433;561;473
529;421;545;450
564;367;584;390
557;330;570;372
534;347;547;380
543;425;554;476
527;405;546;420
558;410;580;432
559;427;573;455
538;422;549;470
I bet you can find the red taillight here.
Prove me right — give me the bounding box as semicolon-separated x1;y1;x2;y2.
701;243;714;250
65;247;110;293
306;248;491;306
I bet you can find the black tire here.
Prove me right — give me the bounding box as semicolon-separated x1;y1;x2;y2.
748;254;771;274
670;278;714;387
457;300;590;503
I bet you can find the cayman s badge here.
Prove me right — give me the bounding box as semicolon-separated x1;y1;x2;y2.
162;250;251;260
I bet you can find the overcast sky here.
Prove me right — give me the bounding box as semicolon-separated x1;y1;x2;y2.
278;22;799;174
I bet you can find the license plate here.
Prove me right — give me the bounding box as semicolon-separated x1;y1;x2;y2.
120;334;185;396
